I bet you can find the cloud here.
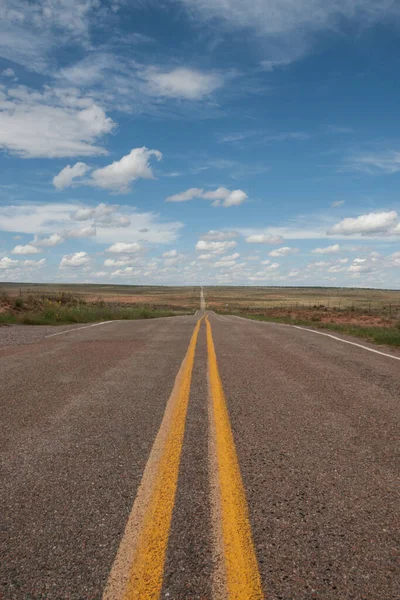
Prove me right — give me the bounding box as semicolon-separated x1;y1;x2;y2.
104;259;126;268
164;252;184;266
202;187;248;207
346;151;400;174
0;256;19;269
55;148;163;194
53;162;91;189
390;251;400;266
1;68;16;78
54;52;229;117
265;262;280;271
213;252;240;268
311;244;341;254
162;249;179;258
11;244;41;255
0;85;115;158
104;258;140;267
178;1;400;44
71;203;131;228
198;253;213;260
0;202;183;245
60;251;91;268
176;1;400;81
260;261;280;271
166;188;204;202
347;255;381;274
269;246;299;257
168;187;248;207
90;271;108;278
33;233;65;247
202;230;239;241
22;258;46;268
196;239;237;255
245;233;284;244
328;211;399;236
0;0;113;72
73;203;114;221
331;200;345;208
143;67;223;100
110;267;136;278
90;147;162;192
260;58;294;71
106;242;142;254
66;225;96;239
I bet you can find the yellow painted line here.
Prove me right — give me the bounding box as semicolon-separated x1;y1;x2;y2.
206;316;264;599
103;317;204;600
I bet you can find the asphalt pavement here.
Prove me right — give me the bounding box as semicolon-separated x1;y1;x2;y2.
1;312;399;599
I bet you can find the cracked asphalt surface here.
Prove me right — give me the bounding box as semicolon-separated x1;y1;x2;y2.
1;313;399;599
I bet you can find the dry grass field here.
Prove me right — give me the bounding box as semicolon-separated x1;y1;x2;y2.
0;284;195;325
0;283;200;311
204;286;400;346
1;283;399;345
205;286;400;313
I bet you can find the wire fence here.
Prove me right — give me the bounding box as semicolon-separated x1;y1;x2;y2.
217;301;400;319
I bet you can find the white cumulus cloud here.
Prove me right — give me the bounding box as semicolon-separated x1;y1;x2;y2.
0;256;19;269
264;262;280;271
106;242;142;254
11;244;41;255
167;187;248;207
60;251;91;268
22;259;46;268
33;233;65;247
202;230;238;241
245;233;284;244
71;203;131;228
66;225;96;239
195;239;237;254
269;246;299;257
162;249;179;258
328;211;399;236
73;203;114;221
166;188;204;202
0;86;114;158
104;258;138;267
53;162;90;189
90;147;162;192
202;187;248;207
311;244;341;254
143;67;223;100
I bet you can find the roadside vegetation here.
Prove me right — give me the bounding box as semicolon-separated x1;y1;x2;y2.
218;308;400;347
203;286;400;348
0;291;188;325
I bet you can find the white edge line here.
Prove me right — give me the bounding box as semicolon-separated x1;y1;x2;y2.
219;313;400;362
292;325;400;361
45;320;119;338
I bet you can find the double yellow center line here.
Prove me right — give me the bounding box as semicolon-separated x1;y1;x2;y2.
103;315;263;599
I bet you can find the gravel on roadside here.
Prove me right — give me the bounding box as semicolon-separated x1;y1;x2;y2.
0;324;86;349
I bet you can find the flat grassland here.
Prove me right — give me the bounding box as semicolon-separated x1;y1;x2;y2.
0;284;197;326
206;286;400;347
1;283;400;346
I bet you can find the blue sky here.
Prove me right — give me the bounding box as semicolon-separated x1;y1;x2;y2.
0;0;399;287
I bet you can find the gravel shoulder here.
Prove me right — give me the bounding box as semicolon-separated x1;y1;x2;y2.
0;323;92;349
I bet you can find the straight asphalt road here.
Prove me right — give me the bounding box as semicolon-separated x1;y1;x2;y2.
1;307;399;599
